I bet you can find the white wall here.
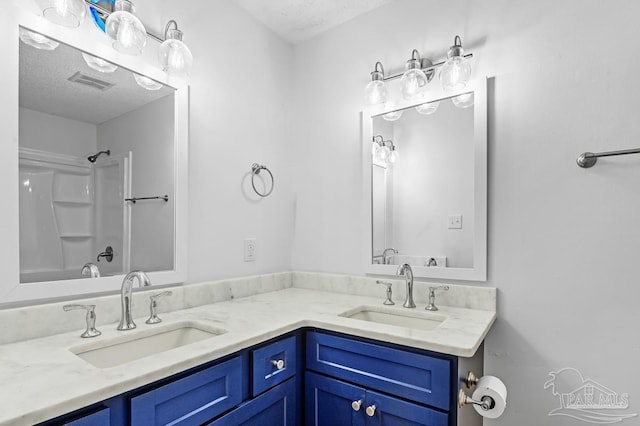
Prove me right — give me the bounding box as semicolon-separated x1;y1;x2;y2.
290;0;640;424
19;107;97;155
98;95;175;272
160;0;294;283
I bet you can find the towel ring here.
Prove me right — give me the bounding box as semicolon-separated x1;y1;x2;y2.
251;163;274;197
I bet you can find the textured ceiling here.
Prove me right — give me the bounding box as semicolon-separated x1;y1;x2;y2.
19;32;173;125
232;0;395;44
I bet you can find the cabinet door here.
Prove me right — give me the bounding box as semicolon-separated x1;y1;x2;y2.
207;378;297;426
305;372;366;426
130;356;243;425
366;390;448;426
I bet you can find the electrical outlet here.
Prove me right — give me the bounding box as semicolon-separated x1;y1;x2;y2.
244;238;256;262
448;215;463;229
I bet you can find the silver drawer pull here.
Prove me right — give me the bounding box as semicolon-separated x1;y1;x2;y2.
271;359;285;370
351;400;362;411
365;405;376;417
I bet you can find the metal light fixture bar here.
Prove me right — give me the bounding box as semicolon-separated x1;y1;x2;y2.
381;53;473;82
83;0;164;43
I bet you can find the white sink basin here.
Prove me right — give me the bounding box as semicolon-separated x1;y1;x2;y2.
70;320;226;368
340;306;446;331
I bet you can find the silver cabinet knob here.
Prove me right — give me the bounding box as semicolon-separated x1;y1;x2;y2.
271;359;285;370
365;405;376;417
351;400;362;411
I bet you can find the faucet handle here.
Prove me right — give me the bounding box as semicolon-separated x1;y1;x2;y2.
146;291;173;324
376;280;395;305
425;286;450;311
63;304;101;338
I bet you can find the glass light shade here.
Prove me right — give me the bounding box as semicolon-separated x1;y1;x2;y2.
19;28;59;50
400;58;428;100
372;142;380;156
440;57;471;91
415;101;440;115
452;92;474;108
82;53;118;73
378;146;391;161
159;32;193;76
382;110;403;122
134;74;163;91
365;80;387;105
389;150;399;164
42;0;87;28
106;0;147;56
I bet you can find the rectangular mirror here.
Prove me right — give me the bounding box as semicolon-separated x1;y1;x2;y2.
362;78;487;281
0;14;188;304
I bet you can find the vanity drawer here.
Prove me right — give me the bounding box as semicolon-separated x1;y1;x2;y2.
252;335;296;396
306;331;451;410
130;356;244;425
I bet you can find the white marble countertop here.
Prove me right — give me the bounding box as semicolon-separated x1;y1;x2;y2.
0;286;495;425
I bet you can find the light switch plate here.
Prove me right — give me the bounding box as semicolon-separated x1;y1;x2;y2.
244;238;256;261
448;215;462;229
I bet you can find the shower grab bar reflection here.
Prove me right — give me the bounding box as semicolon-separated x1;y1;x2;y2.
577;148;640;168
125;195;169;204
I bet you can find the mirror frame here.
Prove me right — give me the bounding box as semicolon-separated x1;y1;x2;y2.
361;77;487;281
0;5;189;304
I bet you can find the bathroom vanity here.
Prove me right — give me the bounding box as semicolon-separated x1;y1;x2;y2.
0;277;495;426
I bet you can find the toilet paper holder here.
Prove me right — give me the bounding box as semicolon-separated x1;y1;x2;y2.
458;371;505;414
458;388;496;411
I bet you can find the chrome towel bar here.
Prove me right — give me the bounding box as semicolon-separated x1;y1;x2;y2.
125;195;169;204
577;148;640;168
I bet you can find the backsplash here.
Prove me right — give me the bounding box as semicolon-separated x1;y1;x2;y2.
0;271;495;345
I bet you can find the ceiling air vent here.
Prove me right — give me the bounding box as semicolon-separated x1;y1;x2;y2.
67;72;115;91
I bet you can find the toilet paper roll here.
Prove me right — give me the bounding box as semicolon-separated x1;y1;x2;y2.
471;375;507;419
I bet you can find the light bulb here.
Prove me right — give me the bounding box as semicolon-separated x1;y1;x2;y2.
415;101;440;115
82;53;118;73
19;28;59;51
400;51;429;100
389;149;399;164
159;25;193;76
440;36;471;91
382;110;403;121
365;62;387;105
43;0;86;28
134;74;163;91
452;92;474;108
105;0;147;56
365;80;388;105
378;146;391;161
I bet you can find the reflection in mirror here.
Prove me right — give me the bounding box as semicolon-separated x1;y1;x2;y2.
19;28;176;284
363;78;486;281
371;96;474;269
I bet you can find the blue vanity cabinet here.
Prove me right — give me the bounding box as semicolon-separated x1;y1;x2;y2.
306;331;456;426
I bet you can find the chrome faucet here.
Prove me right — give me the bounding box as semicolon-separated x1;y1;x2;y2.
382;248;398;264
117;271;151;331
396;263;415;308
81;263;100;278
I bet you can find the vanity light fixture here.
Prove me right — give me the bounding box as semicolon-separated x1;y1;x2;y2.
372;135;399;165
19;27;59;50
415;100;440;115
158;20;193;76
133;73;163;91
400;49;432;100
41;0;87;28
365;62;388;105
81;52;118;73
439;36;472;91
105;0;147;56
382;110;403;121
364;35;473;104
